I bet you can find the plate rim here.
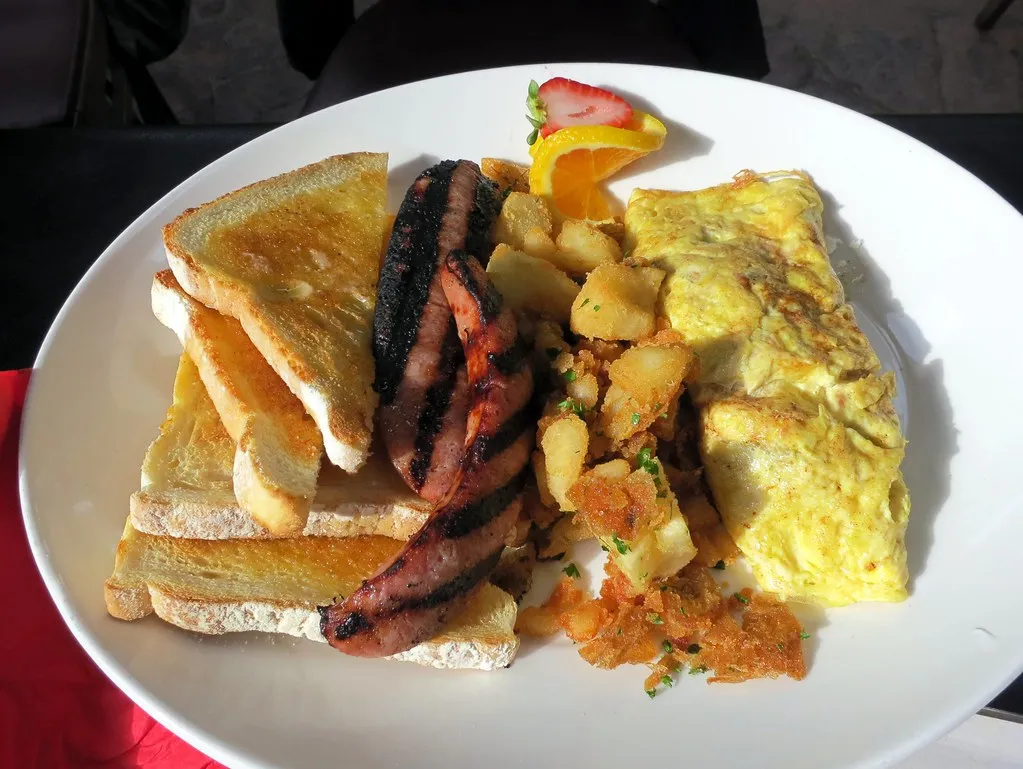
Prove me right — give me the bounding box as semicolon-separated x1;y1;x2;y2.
18;62;1023;769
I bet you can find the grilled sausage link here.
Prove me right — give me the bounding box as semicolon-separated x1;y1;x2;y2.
372;160;501;504
319;250;533;657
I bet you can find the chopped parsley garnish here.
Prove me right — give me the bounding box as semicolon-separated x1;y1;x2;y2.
600;544;609;552
556;398;586;418
653;402;663;411
689;665;708;676
635;447;660;476
687;643;701;654
680;606;687;616
777;642;785;651
733;592;750;605
659;584;669;591
562;563;580;578
661;675;674;688
593;304;601;311
646;689;657;699
662;640;674;653
617;627;623;635
712;560;726;570
562;369;577;382
581;298;591;307
647;612;664;625
800;631;811;640
611;533;630;554
631;412;641;425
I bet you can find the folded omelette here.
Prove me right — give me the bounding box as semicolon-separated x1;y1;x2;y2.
625;171;910;607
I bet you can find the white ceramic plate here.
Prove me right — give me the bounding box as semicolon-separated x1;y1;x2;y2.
20;64;1023;769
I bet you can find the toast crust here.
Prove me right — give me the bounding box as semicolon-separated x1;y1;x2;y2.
163;152;389;472
105;524;519;671
133;354;430;539
152;271;322;535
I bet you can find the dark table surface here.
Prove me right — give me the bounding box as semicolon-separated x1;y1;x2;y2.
2;116;1023;719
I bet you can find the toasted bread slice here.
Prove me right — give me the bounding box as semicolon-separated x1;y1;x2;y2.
163;153;388;473
152;270;322;536
104;522;519;670
132;354;431;539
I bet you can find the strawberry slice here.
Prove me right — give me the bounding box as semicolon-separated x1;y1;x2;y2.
525;77;633;144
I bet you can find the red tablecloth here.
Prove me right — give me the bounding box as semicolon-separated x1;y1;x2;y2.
0;371;223;768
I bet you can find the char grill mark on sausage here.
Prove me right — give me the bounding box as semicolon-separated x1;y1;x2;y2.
408;321;462;489
371;160;501;503
320;243;533;658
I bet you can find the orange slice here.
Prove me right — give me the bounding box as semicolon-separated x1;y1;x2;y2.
528;111;666;221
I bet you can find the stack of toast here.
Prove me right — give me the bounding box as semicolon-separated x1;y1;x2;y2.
103;153;520;670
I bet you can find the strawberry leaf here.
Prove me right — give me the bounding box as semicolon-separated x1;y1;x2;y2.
525;80;547;145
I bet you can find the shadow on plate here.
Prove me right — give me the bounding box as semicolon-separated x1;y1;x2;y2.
595;85;714;205
387;153;440;212
818;186;958;591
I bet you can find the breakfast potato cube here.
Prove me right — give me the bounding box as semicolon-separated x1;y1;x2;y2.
587;458;631;482
532;451;557;509
550;219;622;276
521;227;558;261
566;372;600;409
539;513;595;559
516;577;586;637
570;264;665;341
601;343;693;441
592;217;626;242
487;244;579;323
610;344;692;408
559;599;607;642
492;192;553;250
570;462;697;591
540;414;590;512
481;158;530;194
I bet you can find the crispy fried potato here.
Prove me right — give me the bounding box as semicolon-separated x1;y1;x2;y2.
522;481;561;531
566;373;600;409
522;227;558;261
559;599;609;643
487;244;579;323
493;192;553;250
579;604;661;669
532;450;557;509
547;220;623;276
588;458;631;482
534;320;569;359
538;513;594;559
699;592;807;683
592;217;626;242
601;342;694;442
540;414;589;512
481;158;530;194
516;577;586;637
570;264;666;341
492;543;537;602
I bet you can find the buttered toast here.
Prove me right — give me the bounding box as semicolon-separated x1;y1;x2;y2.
152;270;322;535
163;152;389;473
132;354;432;540
105;522;519;670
